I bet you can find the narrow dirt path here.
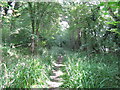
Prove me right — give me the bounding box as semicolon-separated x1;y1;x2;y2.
46;55;65;88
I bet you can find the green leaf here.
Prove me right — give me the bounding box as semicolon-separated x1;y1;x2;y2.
102;7;108;11
108;2;117;5
103;12;109;15
99;2;105;6
106;21;120;25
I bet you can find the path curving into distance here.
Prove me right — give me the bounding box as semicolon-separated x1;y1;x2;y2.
46;55;65;88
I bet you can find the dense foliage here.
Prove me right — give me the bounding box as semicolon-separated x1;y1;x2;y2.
0;1;119;88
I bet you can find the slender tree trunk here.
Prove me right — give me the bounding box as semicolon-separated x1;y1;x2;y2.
75;29;81;50
35;3;41;55
70;31;75;50
82;31;87;51
28;2;35;54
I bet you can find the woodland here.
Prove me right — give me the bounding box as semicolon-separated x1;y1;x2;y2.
0;1;120;88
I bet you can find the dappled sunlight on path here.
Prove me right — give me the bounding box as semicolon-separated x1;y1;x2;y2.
46;55;65;88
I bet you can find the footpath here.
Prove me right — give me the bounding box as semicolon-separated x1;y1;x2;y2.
46;55;65;88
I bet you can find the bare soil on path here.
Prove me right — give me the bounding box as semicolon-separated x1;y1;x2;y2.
46;55;65;88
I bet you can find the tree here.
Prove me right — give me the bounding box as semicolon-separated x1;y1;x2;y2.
28;2;62;54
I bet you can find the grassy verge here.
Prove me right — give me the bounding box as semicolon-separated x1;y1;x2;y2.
61;52;119;88
1;47;53;88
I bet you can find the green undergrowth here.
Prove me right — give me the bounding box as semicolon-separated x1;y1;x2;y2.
61;52;119;88
1;46;119;88
1;47;54;88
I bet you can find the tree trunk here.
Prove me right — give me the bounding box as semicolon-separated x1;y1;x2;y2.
78;30;81;45
70;31;75;50
28;2;35;54
35;3;40;55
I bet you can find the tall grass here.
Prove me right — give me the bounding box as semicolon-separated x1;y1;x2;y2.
1;46;119;88
61;52;119;88
1;47;53;88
